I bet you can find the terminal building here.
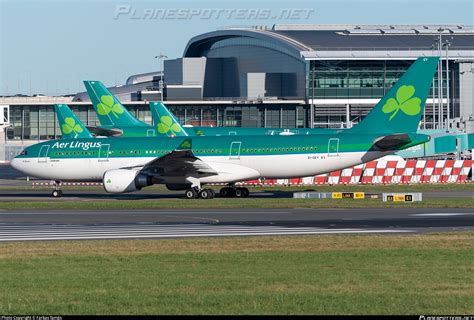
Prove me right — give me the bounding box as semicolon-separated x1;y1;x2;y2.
1;24;474;161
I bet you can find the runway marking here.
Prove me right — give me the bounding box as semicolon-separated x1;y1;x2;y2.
411;213;474;217
161;215;220;224
0;224;412;242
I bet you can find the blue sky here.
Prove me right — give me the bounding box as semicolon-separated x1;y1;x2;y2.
0;0;472;95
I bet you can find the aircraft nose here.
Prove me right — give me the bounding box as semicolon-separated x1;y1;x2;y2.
10;157;20;171
10;155;28;174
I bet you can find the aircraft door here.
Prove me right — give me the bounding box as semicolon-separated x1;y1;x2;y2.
229;141;241;160
38;145;50;163
98;144;110;162
328;138;339;157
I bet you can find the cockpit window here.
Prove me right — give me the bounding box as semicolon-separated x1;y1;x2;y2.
19;149;28;156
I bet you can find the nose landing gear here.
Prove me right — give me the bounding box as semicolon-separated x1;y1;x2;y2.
51;181;63;198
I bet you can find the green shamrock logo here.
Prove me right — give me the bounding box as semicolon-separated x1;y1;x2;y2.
62;117;83;137
106;179;111;184
97;95;124;118
179;140;191;149
382;85;421;121
195;129;204;136
157;116;182;136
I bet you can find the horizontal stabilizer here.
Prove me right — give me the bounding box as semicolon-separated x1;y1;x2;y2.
86;126;123;137
372;133;430;151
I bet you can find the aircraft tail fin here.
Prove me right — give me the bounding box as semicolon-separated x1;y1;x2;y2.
54;104;93;139
83;80;148;128
349;57;439;134
150;102;188;137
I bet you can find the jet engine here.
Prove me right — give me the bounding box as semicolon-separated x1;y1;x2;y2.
103;169;153;193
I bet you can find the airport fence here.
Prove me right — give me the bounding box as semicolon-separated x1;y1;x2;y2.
239;159;473;186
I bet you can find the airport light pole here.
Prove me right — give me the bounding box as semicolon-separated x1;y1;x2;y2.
436;28;444;129
155;53;168;101
431;41;438;129
443;39;452;131
432;77;436;129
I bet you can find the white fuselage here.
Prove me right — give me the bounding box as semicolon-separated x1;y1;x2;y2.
11;150;387;184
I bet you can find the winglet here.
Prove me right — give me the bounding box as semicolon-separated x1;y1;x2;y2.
176;138;192;150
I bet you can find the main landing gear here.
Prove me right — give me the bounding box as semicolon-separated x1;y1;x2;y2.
219;186;249;198
184;187;216;199
51;181;63;198
184;186;249;199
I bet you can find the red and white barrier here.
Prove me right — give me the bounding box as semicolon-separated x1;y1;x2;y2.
458;160;473;183
421;160;436;183
313;174;328;185
360;161;377;184
390;160;406;184
239;158;472;186
327;170;342;185
411;160;427;184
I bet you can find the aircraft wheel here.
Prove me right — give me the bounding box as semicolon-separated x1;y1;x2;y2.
184;188;198;199
51;190;62;198
208;189;215;199
241;187;249;198
199;189;213;199
219;187;233;198
234;188;245;198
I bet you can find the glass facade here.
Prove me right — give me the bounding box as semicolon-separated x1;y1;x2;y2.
4;59;461;140
5;103;309;141
7;105;101;141
207;37;301;60
309;60;458;100
308;60;460;128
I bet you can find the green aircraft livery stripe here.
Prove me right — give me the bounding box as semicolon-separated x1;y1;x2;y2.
20;132;429;160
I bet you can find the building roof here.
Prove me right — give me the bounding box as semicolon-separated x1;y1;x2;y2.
183;24;474;61
272;25;474;51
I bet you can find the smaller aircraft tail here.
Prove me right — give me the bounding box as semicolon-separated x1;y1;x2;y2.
349;57;439;135
83;80;149;128
54;104;93;139
149;102;188;137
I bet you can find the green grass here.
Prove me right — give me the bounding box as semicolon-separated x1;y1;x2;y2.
0;183;472;210
0;197;473;210
0;233;473;314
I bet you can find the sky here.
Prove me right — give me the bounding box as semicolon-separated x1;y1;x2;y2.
0;0;473;96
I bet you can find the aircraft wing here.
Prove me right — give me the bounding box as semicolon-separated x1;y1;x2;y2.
121;138;216;177
138;149;218;177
